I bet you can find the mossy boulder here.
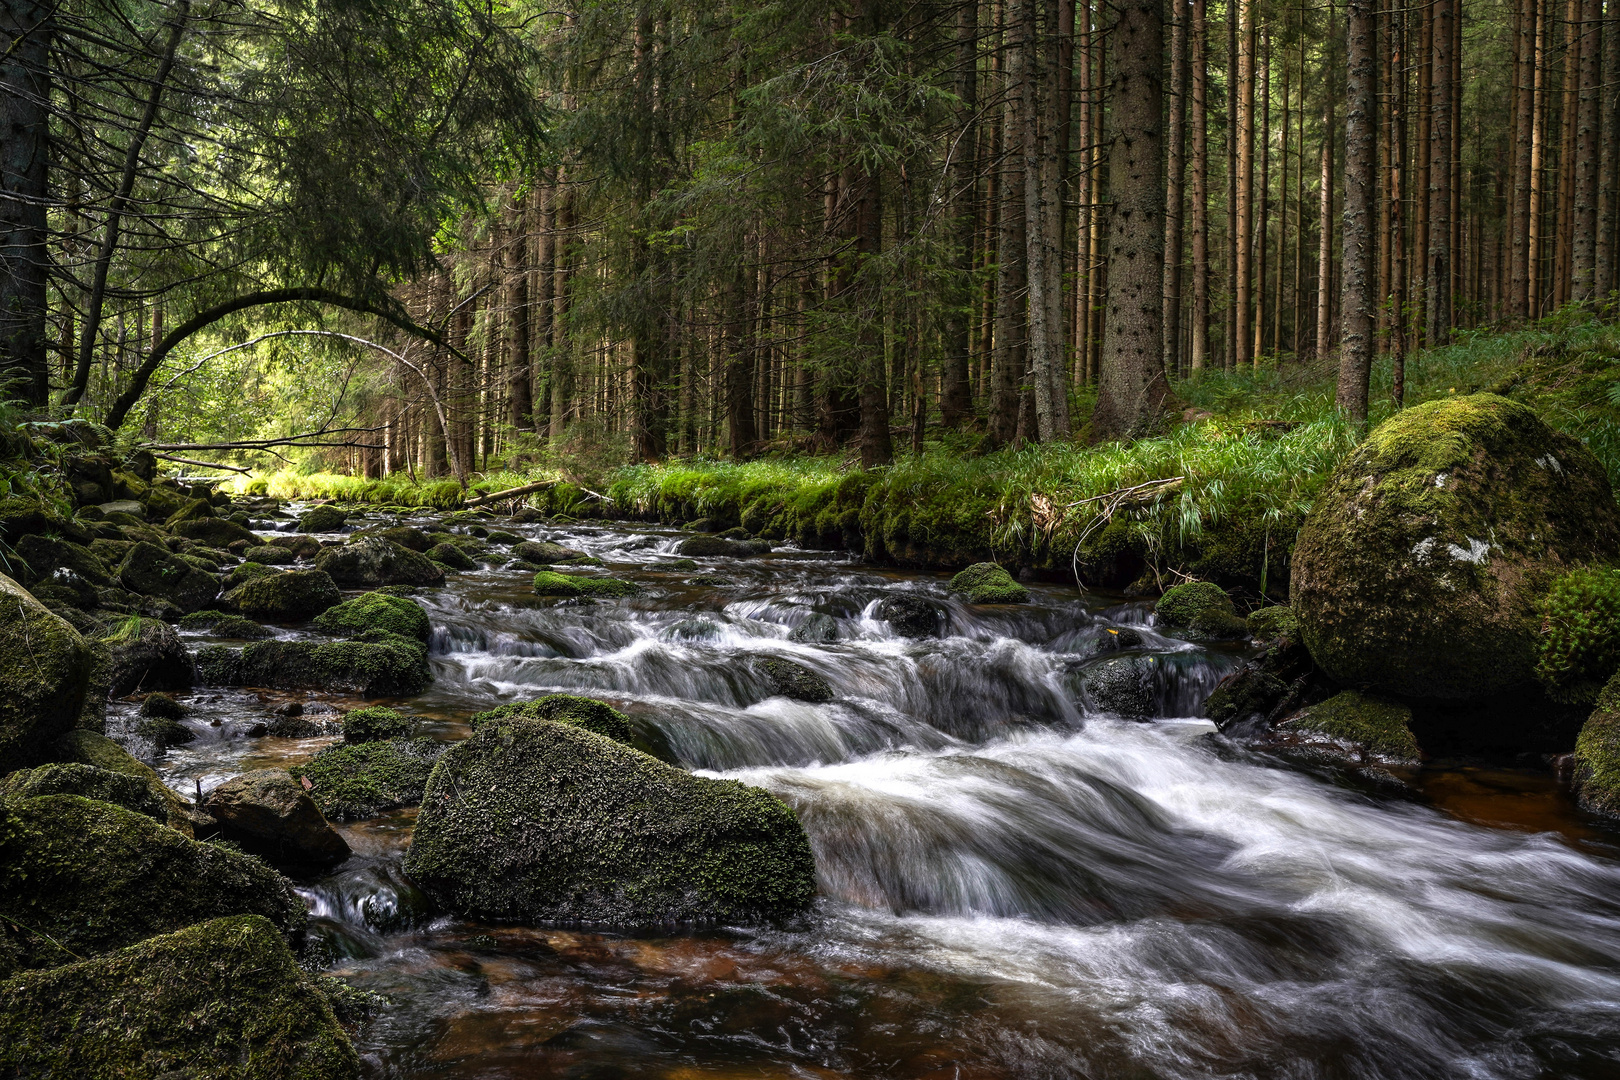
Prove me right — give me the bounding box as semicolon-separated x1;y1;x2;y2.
947;562;1031;604
1154;581;1250;640
0;795;304;976
101;616;192;696
0;575;92;773
223;560;280;590
512;539;589;564
243;543;297;565
51;730;202;836
426;541;476;570
313;591;430;642
171;516;257;547
162;496;215;527
404;718;816;927
1246;605;1299;642
138;484;189;522
1573;670;1620;817
875;594;941;639
225;568;342;621
180;610;274;639
116;541;219;612
289;738;445;821
0;763;168;824
1293;394;1620;703
1277;690;1422;766
297;504;348;533
532;570;641;598
14;533;111;590
466;694;637;743
754;657;834;703
0;496;53;543
135;717;195;750
265;533;324;558
314;537;445;587
342;705;413;743
140;690;184;719
0;915;359;1079
214;636;431;696
677;534;769;557
354;525;431;551
202;770;351;868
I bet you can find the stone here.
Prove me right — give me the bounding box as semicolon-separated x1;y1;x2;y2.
948;562;1031;604
265;533;323;558
162;497;215;527
101;616;192;695
297;504;348;533
342;705;413;742
139;691;184;719
426;541;476;569
0;915;359;1079
202;770;351;867
677;534;768;557
0;575;92;772
226;568;342;620
788;613;841;643
313;590;430;642
314;537;445;587
0;763;168;824
875;594;941;639
403;717;816;927
209;636;432;696
512;539;590;564
1154;581;1251;641
1293;394;1620;704
116;541;219;612
1245;605;1299;642
1573;669;1620;817
532;570;641;598
1077;655;1156;720
171;516;257;547
50;730;204;836
1275;690;1423;766
754;657;834;703
243;543;297;564
289;738;445;821
352;525;431;551
466;693;637;743
135;717;195;750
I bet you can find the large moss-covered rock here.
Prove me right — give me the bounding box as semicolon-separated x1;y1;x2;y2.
531;570;640;598
296;504;348;533
1246;604;1299;642
512;539;590;564
315;537;445;587
225;568;342;620
353;525;431;551
202;770;351;867
0;763;167;823
466;694;636;742
100;615;192;696
289;738;444;821
0;795;304;976
264;533;323;558
1572;670;1620;817
0;915;359;1079
179;609;274;639
0;496;52;543
342;705;412;742
116;541;219;612
0;575;92;772
14;533;112;589
1293;394;1620;703
51;730;202;836
163;496;215;527
313;591;430;642
426;541;476;570
243;543;297;565
1276;690;1423;766
172;516;257;547
210;636;431;696
403;718;816;926
677;534;770;557
1154;581;1251;640
947;562;1031;604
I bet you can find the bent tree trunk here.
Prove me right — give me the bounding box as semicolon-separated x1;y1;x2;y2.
0;0;52;406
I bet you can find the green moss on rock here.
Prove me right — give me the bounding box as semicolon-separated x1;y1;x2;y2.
467;694;636;743
219;636;431;696
1574;671;1620;816
314;537;445;587
425;541;476;570
1246;605;1299;641
289;738;445;821
135;717;195;749
1293;394;1620;703
1281;690;1422;764
0;574;91;773
1155;581;1251;640
116;541;219;612
948;562;1031;604
0;915;359;1079
0;763;168;823
172;517;257;547
100;615;192;696
343;705;413;742
223;560;281;589
51;730;200;835
297;504;348;533
754;657;834;703
532;570;641;598
403;718;816;927
243;543;297;565
1534;564;1620;705
225;569;342;620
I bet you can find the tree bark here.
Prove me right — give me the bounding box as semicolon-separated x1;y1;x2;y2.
1316;10;1337;361
941;0;978;429
1574;0;1603;301
1531;0;1550;317
0;0;51;406
1164;0;1189;377
1190;0;1211;372
1427;0;1454;345
1513;0;1537;319
1235;0;1255;368
503;192;534;437
1598;0;1619;300
1337;0;1379;422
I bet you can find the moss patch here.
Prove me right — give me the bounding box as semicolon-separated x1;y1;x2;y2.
1573;671;1620;817
343;706;413;743
1246;605;1299;641
0;574;91;773
467;694;637;743
1535;564;1620;704
313;591;430;642
948;562;1031;604
226;569;342;620
532;571;641;598
1282;690;1422;764
289;738;444;821
0;763;168;823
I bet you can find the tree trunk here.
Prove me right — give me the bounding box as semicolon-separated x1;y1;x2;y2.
1190;0;1211;372
940;0;978;428
852;164;892;467
1316;10;1337;361
549;169;575;440
1164;0;1189;377
1427;0;1453;345
1598;0;1619;300
504;192;534;438
1225;0;1239;369
1574;0;1603;301
989;78;1027;448
1092;0;1168;440
1531;0;1549;316
1338;0;1379;422
1235;0;1255;368
1513;0;1537;319
0;0;51;406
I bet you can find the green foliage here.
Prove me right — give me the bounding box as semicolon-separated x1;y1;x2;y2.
1536;566;1620;704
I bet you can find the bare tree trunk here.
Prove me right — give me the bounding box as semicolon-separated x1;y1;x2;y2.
989;80;1027;448
1574;0;1603;301
1338;0;1379;422
1316;11;1337;361
0;0;51;406
1513;0;1536;319
1225;0;1238;368
853;164;892;467
1598;0;1620;301
1531;0;1550;317
941;0;978;428
1092;0;1168;440
1235;0;1255;368
1427;0;1454;345
1253;31;1269;365
503;192;534;439
1557;0;1579;307
1164;0;1189;377
1190;0;1211;372
549;169;575;441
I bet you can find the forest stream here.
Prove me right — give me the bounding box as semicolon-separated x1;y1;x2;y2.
117;510;1620;1080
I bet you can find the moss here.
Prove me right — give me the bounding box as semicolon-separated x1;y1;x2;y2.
1574;671;1620;816
264;534;323;558
140;691;184;719
0;795;305;976
403;718;816;926
0;574;91;773
171;517;257;547
224;560;282;589
948;562;1031;604
426;541;476;570
1534;564;1620;704
101;616;192;696
0;763;168;823
467;694;636;743
1246;605;1299;641
1294;394;1620;703
314;537;445;587
116;541;219;612
162;496;215;527
0;915;359;1079
1154;581;1251;640
297;505;348;533
312;591;430;642
1283;690;1422;764
343;706;413;742
243;543;297;564
135;717;195;749
512;539;588;564
352;525;431;551
221;636;431;696
532;570;641;598
225;568;342;621
289;738;444;821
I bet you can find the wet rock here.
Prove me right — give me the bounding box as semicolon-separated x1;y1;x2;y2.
0;575;92;772
135;717;196;750
0;496;53;543
162;496;215;527
14;534;112;593
313;590;430;642
1203;637;1325;729
677;534;771;557
290;738;445;821
875;594;941;639
0;763;168;824
297;504;348;533
342;705;413;743
426;541;476;569
223;560;280;589
403;717;816;927
101;616;192;695
353;525;432;552
512;539;590;564
209;636;432;696
0;794;304;976
1093;626;1145;653
116;541;219;612
689;573;730;587
487;530;524;545
0;915;359;1079
789;613;841;644
202;770;351;868
1573;671;1620;817
265;533;323;558
754;657;834;703
665;616;724;641
1265;690;1423;768
139;690;185;719
243;543;297;564
50;730;204;836
948;562;1031;604
1245;605;1299;642
225;568;342;620
171;516;257;547
1078;655;1156;720
1154;581;1250;641
1294;393;1620;705
138;483;189;522
314;537;446;587
467;693;637;743
178;609;275;639
532;570;641;598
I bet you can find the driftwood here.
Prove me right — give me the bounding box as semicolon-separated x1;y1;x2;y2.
462;479;561;507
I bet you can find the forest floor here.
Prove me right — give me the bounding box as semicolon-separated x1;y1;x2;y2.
242;314;1620;595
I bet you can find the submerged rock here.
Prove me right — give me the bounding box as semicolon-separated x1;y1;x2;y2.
1293;394;1620;704
403;717;816;927
225;568;342;620
0;574;92;772
202;770;351;867
754;657;834;703
101;616;192;696
315;537;446;587
789;612;841;644
875;594;941;639
290;738;445;821
948;562;1031;604
677;534;772;557
1077;655;1156;720
135;717;196;750
0;794;303;976
0;915;359;1079
1154;581;1250;640
1269;690;1423;767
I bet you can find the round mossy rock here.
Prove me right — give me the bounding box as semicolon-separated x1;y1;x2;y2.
426;541;476;570
314;537;445;587
296;504;348;533
171;517;257;547
0;763;168;824
1155;581;1250;640
403;718;816;927
1292;394;1620;702
466;694;637;743
343;706;413;743
313;591;430;642
948;562;1031;604
0;575;91;773
226;568;342;620
115;541;219;612
753;657;834;703
1246;605;1299;642
532;571;640;598
289;738;445;822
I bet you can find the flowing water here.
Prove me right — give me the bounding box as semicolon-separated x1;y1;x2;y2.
134;514;1620;1079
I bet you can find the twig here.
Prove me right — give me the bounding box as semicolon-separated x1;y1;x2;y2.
1063;476;1185;508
